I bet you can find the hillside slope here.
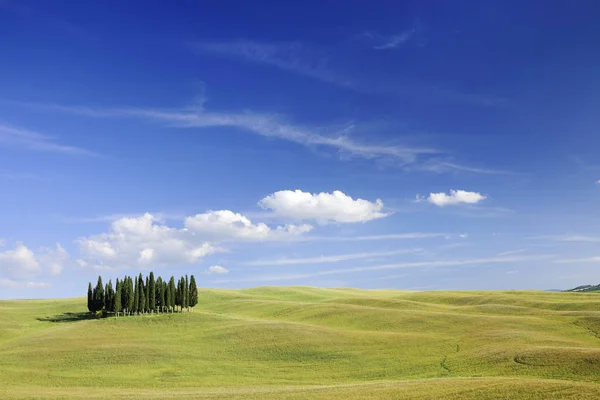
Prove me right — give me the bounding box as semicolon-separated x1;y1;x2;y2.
566;284;600;293
1;287;600;399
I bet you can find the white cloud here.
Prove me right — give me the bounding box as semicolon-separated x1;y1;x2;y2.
0;124;97;156
258;190;389;224
529;235;600;243
213;254;553;283
38;243;70;276
368;30;415;50
76;213;225;270
417;161;513;175
206;265;229;274
554;256;600;264
496;248;527;257
184;210;312;241
0;242;66;288
77;209;312;270
14;100;508;174
300;232;458;241
0;243;41;279
16;102;440;168
244;249;421;266
194;40;353;89
0;278;51;288
420;189;486;207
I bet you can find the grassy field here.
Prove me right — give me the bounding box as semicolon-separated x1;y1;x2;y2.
1;287;600;399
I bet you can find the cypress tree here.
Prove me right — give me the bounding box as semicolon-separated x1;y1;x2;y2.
106;280;114;312
184;274;189;311
114;280;122;316
149;272;156;312
189;275;198;310
87;282;94;313
168;276;176;312
155;277;163;313
133;276;139;314
105;283;109;312
163;281;168;312
93;276;104;314
127;276;134;315
175;277;182;311
138;273;145;314
144;276;149;312
121;276;128;315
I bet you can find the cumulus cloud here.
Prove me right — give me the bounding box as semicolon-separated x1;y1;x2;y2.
76;210;312;270
184;210;312;241
418;190;486;207
0;242;68;289
76;213;224;270
206;265;229;274
38;243;70;276
258;190;389;224
0;242;41;279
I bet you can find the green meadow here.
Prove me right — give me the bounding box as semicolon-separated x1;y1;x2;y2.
2;287;600;399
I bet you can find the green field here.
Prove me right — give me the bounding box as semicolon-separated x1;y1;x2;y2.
2;287;600;399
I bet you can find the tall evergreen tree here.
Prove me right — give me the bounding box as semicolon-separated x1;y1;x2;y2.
149;272;156;312
163;281;168;312
189;275;198;311
93;276;104;313
121;277;128;314
106;280;114;312
175;277;182;311
155;276;163;313
138;273;145;314
144;276;150;312
184;274;189;311
87;282;94;313
127;276;134;315
168;276;176;312
114;279;122;315
133;276;139;314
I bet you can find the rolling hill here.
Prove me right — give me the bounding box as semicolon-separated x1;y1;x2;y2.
565;284;600;293
2;287;600;399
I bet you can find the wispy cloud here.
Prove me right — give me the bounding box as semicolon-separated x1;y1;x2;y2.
0;278;51;288
293;232;462;242
12;100;509;173
417;161;514;175
55;211;186;224
193;39;505;107
213;254;553;283
529;235;600;243
364;29;416;50
496;248;527;257
194;40;355;89
0;124;98;156
554;256;600;264
13;102;441;167
244;249;421;266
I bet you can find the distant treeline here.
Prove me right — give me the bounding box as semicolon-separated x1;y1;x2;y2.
87;272;198;316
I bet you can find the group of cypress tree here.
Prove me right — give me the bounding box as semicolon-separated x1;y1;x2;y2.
87;272;198;316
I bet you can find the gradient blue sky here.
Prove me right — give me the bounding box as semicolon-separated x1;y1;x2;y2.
1;0;600;299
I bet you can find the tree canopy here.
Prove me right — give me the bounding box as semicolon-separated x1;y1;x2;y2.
86;272;197;317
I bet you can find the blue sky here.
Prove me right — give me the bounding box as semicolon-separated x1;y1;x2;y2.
1;0;600;299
